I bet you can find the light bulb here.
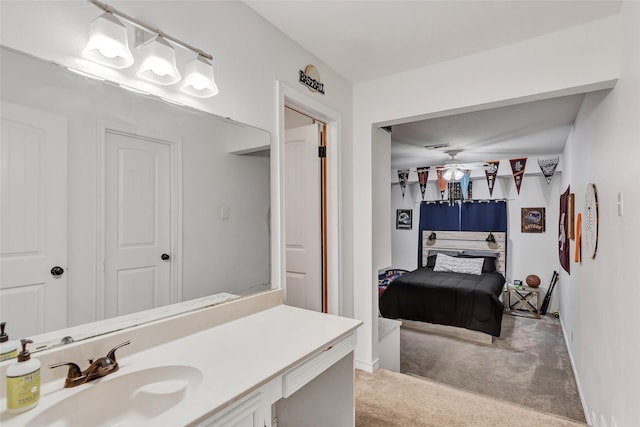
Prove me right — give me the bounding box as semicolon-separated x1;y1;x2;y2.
82;12;133;69
180;55;219;98
137;36;181;85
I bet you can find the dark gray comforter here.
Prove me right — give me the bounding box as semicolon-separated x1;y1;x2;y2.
379;268;505;336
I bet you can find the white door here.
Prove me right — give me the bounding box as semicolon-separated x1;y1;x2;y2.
0;102;67;338
104;130;172;318
284;123;322;311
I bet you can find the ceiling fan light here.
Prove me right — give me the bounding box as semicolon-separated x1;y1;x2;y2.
180;55;219;97
137;36;181;85
443;169;453;181
82;12;134;69
453;169;464;180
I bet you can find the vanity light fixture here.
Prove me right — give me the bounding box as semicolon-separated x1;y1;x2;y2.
82;11;134;69
180;54;219;98
137;35;181;85
84;0;218;96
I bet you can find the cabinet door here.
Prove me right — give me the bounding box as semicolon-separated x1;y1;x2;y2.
198;392;264;427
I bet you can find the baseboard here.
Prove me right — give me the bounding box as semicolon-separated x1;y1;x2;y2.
559;315;591;425
355;357;379;373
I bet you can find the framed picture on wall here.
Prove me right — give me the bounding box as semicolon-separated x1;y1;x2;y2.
396;209;412;230
521;207;546;233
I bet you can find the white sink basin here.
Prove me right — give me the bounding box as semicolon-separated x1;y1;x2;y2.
25;365;203;427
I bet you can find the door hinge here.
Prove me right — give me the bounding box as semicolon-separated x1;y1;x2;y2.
318;146;326;158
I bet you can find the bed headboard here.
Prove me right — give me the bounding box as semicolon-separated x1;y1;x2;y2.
422;231;506;276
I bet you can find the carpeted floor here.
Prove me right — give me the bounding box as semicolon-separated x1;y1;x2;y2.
400;313;586;422
355;369;587;427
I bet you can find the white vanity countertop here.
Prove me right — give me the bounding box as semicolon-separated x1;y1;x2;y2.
0;304;362;426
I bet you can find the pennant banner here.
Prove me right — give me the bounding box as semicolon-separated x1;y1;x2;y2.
459;170;471;200
484;161;500;198
559;186;571;274
436;169;447;200
416;167;429;200
538;157;559;184
398;170;409;199
509;158;527;195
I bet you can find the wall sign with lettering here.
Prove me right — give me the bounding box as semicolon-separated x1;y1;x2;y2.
299;65;325;95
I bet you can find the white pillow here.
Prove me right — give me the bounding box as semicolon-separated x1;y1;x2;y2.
433;253;484;275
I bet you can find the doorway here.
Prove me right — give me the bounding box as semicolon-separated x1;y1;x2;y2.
97;123;182;320
0;102;68;338
277;82;341;316
284;107;327;312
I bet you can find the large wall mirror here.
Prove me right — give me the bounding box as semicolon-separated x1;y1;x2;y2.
0;46;272;354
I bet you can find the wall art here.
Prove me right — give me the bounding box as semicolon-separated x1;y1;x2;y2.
521;207;546;233
396;209;412;230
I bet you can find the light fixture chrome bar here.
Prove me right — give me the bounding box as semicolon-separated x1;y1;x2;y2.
88;0;213;61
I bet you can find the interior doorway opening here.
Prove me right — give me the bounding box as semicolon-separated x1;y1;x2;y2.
284;106;328;313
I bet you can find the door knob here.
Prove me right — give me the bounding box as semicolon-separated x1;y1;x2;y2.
51;266;64;276
161;253;170;261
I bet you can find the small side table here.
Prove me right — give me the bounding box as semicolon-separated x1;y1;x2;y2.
504;283;541;319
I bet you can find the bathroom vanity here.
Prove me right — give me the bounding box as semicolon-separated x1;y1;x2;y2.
0;290;362;426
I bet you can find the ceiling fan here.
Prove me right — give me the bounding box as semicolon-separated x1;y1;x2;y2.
430;150;493;180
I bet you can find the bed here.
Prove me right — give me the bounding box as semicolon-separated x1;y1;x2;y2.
379;231;506;338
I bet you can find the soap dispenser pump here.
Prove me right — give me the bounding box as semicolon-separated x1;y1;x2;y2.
6;339;41;413
0;322;18;361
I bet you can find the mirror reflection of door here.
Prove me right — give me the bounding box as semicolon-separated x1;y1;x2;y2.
284;106;327;313
103;130;175;318
0;102;68;338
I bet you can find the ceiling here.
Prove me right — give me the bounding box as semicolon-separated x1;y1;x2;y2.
245;1;620;168
245;1;620;84
390;94;585;169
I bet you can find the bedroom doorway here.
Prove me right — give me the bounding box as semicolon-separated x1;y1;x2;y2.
284;106;328;313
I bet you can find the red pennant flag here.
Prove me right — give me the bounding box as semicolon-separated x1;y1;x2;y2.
484;161;500;198
416;167;429;200
509;158;527;195
436;169;447;200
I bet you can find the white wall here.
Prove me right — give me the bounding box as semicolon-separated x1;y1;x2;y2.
365;126;392;371
1;47;271;327
354;16;619;369
559;3;640;426
0;1;355;317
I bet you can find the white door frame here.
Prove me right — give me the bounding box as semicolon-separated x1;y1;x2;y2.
95;120;183;321
276;82;341;316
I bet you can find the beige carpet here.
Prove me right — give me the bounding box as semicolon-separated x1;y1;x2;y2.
355;369;587;427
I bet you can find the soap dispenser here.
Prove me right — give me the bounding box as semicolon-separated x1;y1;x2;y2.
6;339;40;413
0;322;18;361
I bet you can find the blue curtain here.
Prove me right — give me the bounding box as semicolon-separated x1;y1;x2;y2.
461;201;508;232
417;201;507;268
417;203;459;268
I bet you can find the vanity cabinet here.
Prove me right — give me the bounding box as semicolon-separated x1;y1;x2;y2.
197;391;269;427
196;331;357;427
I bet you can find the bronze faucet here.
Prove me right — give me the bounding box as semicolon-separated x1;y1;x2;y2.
49;341;131;388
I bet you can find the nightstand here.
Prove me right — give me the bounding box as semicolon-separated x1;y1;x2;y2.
504;283;541;319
